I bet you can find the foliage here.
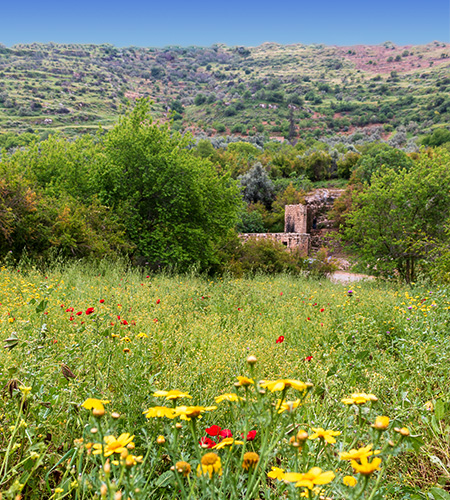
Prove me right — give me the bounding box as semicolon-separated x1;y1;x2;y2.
225;237;307;276
343;148;450;282
1;266;448;498
95;99;242;270
238;163;274;209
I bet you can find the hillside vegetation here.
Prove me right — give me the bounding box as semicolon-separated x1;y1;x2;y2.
0;41;449;143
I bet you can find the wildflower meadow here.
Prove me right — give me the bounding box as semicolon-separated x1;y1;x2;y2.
1;261;449;499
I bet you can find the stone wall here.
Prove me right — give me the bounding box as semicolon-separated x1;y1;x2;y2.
239;232;310;256
284;204;307;233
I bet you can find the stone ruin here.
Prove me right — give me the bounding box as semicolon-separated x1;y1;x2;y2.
239;189;344;256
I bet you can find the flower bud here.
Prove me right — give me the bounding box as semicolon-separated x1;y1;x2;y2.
157;435;166;445
247;355;257;365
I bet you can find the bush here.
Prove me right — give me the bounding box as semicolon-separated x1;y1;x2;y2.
226;237;306;276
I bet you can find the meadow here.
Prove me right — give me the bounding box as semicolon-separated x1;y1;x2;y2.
1;261;449;499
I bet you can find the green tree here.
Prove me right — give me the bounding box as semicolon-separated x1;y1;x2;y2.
95;99;242;270
343;148;450;282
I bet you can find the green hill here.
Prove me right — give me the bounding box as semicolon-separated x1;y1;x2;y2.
0;40;449;141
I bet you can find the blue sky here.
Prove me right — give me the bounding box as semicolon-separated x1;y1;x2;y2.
2;0;449;48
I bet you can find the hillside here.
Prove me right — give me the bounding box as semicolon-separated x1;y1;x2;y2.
0;40;449;142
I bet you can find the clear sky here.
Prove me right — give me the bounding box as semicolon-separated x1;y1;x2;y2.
2;0;449;48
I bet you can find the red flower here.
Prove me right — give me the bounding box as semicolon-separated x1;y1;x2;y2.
276;335;284;344
320;308;325;312
205;425;221;437
306;317;311;321
69;316;74;321
246;430;257;441
280;292;283;296
117;315;121;320
66;307;74;313
237;308;242;311
156;299;161;304
76;311;83;316
121;320;129;326
86;307;95;315
219;429;233;438
60;304;64;308
305;356;313;362
99;299;105;303
199;437;216;449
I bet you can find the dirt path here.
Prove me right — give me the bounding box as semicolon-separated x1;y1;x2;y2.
329;271;375;283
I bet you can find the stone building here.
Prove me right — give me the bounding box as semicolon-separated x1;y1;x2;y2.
239;189;344;256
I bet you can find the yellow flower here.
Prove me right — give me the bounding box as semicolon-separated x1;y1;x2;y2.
156;435;166;445
18;386;32;397
372;416;390;430
343;475;357;487
309;427;341;444
124;454;143;467
260;379;308;392
175;461;191;477
276;399;302;413
92;433;135;457
153;390;192;401
242;452;259;471
283;467;335;489
197;453;222;478
174;405;217;420
394;426;410;436
215;393;242;403
351;456;382;476
289;430;309;448
267;467;285;480
236;376;254;386
143;406;176;419
340;444;380;461
341;393;378;405
82;398;111;412
137;332;148;338
213;437;244;450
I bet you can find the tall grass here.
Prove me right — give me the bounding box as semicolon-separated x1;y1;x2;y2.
1;262;449;498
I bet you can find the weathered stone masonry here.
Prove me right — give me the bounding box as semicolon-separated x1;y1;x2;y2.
240;204;310;256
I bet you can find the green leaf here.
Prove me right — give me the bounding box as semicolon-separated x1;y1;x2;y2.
35;299;48;314
155;470;174;488
326;365;338;377
356;350;369;360
4;332;19;350
429;487;450;500
435;399;446;421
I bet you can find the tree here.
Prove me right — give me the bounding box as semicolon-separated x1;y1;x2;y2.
95;99;242;270
343;148;450;282
238;163;274;209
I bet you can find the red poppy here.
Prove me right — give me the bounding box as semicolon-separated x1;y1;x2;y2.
276;335;284;344
237;308;242;311
306;317;311;321
66;307;74;313
117;315;121;320
220;429;233;438
246;430;257;441
99;299;105;303
305;356;313;362
121;320;129;326
280;292;283;296
60;304;64;308
76;311;83;316
320;308;324;312
199;437;216;448
205;425;221;436
156;299;160;304
86;307;95;315
69;316;74;321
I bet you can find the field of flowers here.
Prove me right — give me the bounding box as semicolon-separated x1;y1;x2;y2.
1;261;449;499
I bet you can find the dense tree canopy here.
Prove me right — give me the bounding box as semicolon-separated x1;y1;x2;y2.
95;99;242;270
343;148;450;282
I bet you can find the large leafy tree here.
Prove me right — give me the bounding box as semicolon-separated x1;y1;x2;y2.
95;99;242;270
343;148;450;282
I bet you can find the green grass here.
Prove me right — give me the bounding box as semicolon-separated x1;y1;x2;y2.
1;262;449;498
